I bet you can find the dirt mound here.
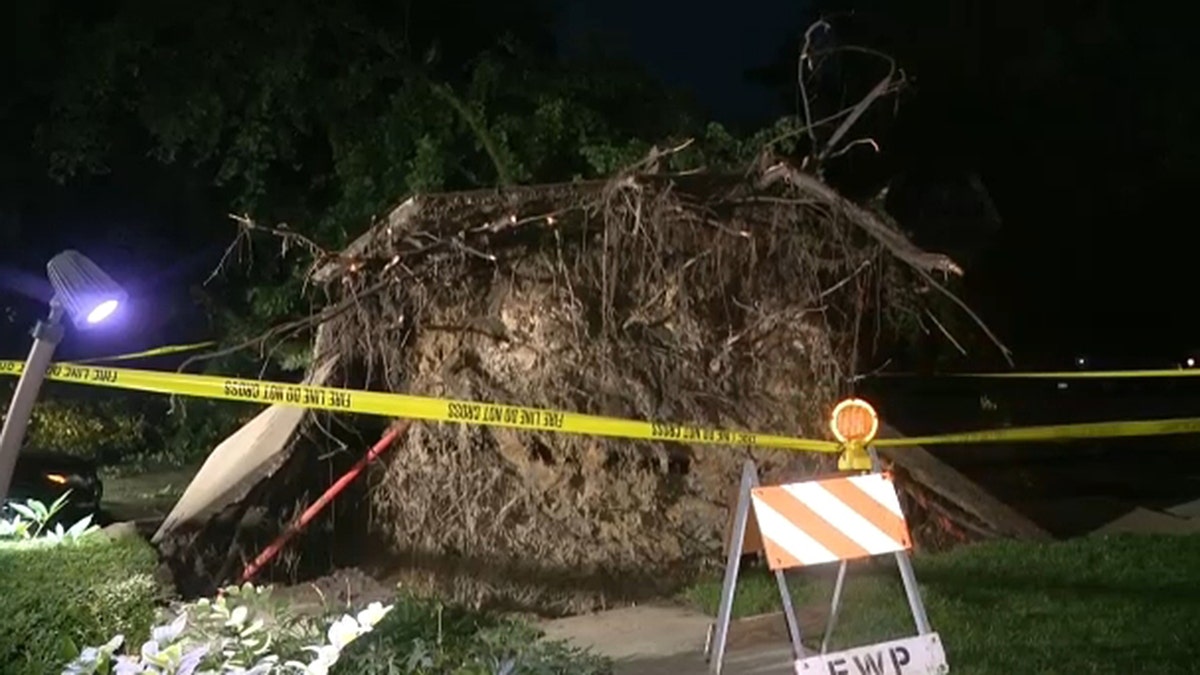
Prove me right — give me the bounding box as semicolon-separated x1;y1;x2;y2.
269;567;396;616
290;159;967;614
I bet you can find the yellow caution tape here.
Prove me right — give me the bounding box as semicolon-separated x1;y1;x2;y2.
0;359;841;454
874;417;1200;447
7;353;1199;453
73;340;218;364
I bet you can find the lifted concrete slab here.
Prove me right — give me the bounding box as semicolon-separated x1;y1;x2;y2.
152;356;336;544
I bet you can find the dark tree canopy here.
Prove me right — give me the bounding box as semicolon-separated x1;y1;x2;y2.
0;0;768;462
753;1;1200;361
0;1;718;350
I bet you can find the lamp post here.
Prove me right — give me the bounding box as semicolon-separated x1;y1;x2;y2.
0;250;127;505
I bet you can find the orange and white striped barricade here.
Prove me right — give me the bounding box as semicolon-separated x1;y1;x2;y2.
704;400;948;675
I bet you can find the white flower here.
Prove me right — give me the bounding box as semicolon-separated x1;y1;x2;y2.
0;516;23;538
303;661;330;675
355;602;392;629
64;633;130;674
226;605;250;628
325;615;362;650
60;648;99;675
62;592;398;675
102;635;126;654
176;645;208;675
301;644;341;675
112;655;145;675
152;613;187;644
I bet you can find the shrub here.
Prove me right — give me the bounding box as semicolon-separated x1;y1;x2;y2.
333;593;612;675
66;586;611;675
63;583;393;674
25;395;148;463
4;493;607;674
0;534;162;675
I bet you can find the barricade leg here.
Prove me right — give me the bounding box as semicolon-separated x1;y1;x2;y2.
820;559;848;654
869;448;933;635
775;568;805;660
708;460;806;673
707;460;756;674
896;550;933;634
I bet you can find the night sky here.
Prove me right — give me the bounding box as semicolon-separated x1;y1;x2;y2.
1;1;1195;369
557;0;807;124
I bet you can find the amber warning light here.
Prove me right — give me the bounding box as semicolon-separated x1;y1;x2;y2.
830;397;879;444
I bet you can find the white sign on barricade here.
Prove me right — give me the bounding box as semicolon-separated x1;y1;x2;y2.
794;633;948;675
703;398;951;675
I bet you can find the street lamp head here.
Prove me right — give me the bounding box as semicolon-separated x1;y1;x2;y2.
46;250;128;329
0;249;130;504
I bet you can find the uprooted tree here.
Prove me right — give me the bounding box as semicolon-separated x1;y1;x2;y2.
308;154;989;610
154;23;1033;613
163;159;1022;613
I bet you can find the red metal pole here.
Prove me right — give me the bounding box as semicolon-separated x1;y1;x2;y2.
239;421;411;584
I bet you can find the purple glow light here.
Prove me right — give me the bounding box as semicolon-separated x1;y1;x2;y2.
85;299;120;324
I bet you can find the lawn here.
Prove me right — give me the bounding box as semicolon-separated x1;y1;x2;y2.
0;535;162;674
682;534;1200;674
100;463;198;521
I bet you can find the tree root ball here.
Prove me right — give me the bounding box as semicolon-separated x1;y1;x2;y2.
310;168;945;613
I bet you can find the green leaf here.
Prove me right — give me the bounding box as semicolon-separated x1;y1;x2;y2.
9;502;38;523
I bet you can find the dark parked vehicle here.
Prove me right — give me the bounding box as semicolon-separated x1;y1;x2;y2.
1;451;102;521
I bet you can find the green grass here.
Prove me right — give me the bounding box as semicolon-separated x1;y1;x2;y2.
333;592;612;674
0;535;164;675
681;562;823;619
101;464;197;520
682;534;1200;674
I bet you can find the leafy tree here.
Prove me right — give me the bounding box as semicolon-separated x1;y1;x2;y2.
23;2;710;349
1;1;749;463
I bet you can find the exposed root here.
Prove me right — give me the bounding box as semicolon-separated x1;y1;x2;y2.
290;161;968;612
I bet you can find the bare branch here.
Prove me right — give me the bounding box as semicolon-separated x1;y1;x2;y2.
204;228;250;286
917;269;1015;366
619;137;697;176
797;20;833;156
823;138;880;160
818;50;898;162
177;273;396;373
924;308;968;356
758;163;964;277
227;213;327;259
207;214;335;288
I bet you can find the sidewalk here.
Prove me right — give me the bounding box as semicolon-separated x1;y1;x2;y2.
612;645;795;675
538;605;797;675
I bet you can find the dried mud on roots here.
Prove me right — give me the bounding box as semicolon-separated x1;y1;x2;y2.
308;167;946;614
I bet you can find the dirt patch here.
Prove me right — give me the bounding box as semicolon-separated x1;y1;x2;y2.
268;567;396;617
